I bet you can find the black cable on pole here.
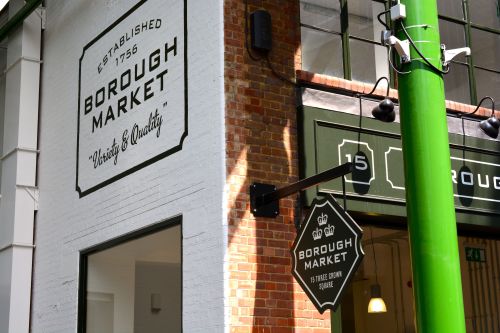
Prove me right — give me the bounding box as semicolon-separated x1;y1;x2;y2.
377;9;390;30
388;46;411;75
399;22;449;75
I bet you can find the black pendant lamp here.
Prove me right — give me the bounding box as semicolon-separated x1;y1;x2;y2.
368;283;387;313
372;98;396;123
367;227;387;313
359;77;396;123
479;115;500;139
472;97;499;139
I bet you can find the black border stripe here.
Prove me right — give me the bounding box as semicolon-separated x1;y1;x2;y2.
84;0;149;53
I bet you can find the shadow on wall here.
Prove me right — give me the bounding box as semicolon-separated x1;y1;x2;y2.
225;0;319;332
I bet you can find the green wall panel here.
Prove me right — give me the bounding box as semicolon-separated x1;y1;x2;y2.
299;105;500;228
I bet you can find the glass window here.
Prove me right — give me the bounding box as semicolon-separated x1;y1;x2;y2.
347;0;389;85
444;62;471;104
301;26;344;78
350;40;389;83
349;1;385;41
300;0;341;32
437;0;464;20
438;19;471;104
439;19;467;62
469;0;500;30
471;29;500;71
300;0;500;107
475;68;500;108
79;221;182;333
300;0;389;84
340;225;500;333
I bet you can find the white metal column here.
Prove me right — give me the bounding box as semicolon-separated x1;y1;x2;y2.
0;0;41;331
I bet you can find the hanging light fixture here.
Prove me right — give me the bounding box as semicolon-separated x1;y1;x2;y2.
368;227;387;314
479;115;500;139
368;284;387;313
372;98;395;123
469;96;499;139
358;77;396;123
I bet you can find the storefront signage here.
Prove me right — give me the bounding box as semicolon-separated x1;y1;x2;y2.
336;140;500;206
76;0;187;197
300;107;500;219
291;195;364;313
385;148;500;205
336;137;500;210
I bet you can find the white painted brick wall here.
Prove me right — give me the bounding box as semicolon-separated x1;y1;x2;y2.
31;0;226;332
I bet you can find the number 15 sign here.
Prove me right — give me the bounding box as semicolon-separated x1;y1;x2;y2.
338;140;375;186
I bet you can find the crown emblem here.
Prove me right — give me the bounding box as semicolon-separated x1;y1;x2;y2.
317;213;328;226
312;227;323;240
324;224;335;237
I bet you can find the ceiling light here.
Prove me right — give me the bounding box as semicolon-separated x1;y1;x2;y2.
368;283;387;313
367;227;387;314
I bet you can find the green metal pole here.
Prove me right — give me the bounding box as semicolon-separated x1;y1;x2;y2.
396;0;466;332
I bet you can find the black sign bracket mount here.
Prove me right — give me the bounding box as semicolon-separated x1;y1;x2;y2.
250;162;353;218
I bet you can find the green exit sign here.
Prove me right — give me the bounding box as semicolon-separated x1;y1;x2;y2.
465;247;486;262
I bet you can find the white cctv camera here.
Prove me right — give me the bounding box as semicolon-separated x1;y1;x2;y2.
441;45;471;67
381;30;411;63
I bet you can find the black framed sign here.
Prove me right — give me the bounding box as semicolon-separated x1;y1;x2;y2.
76;0;187;197
291;194;364;313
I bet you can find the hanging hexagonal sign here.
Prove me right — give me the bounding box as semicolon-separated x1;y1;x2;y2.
291;194;364;313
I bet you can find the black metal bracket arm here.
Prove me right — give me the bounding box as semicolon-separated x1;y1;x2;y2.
250;162;353;218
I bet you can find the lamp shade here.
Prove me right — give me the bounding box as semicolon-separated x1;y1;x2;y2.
372;99;396;123
479;116;500;139
368;284;387;313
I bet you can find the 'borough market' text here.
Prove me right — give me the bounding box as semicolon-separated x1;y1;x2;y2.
298;238;353;270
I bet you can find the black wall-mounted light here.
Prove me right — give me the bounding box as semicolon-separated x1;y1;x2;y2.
359;77;396;123
372;98;396;123
470;96;499;139
480;116;500;138
250;9;272;53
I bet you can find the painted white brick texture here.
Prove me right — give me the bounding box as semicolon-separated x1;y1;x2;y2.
31;0;226;332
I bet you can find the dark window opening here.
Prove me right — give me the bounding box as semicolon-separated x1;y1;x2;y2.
78;217;182;333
